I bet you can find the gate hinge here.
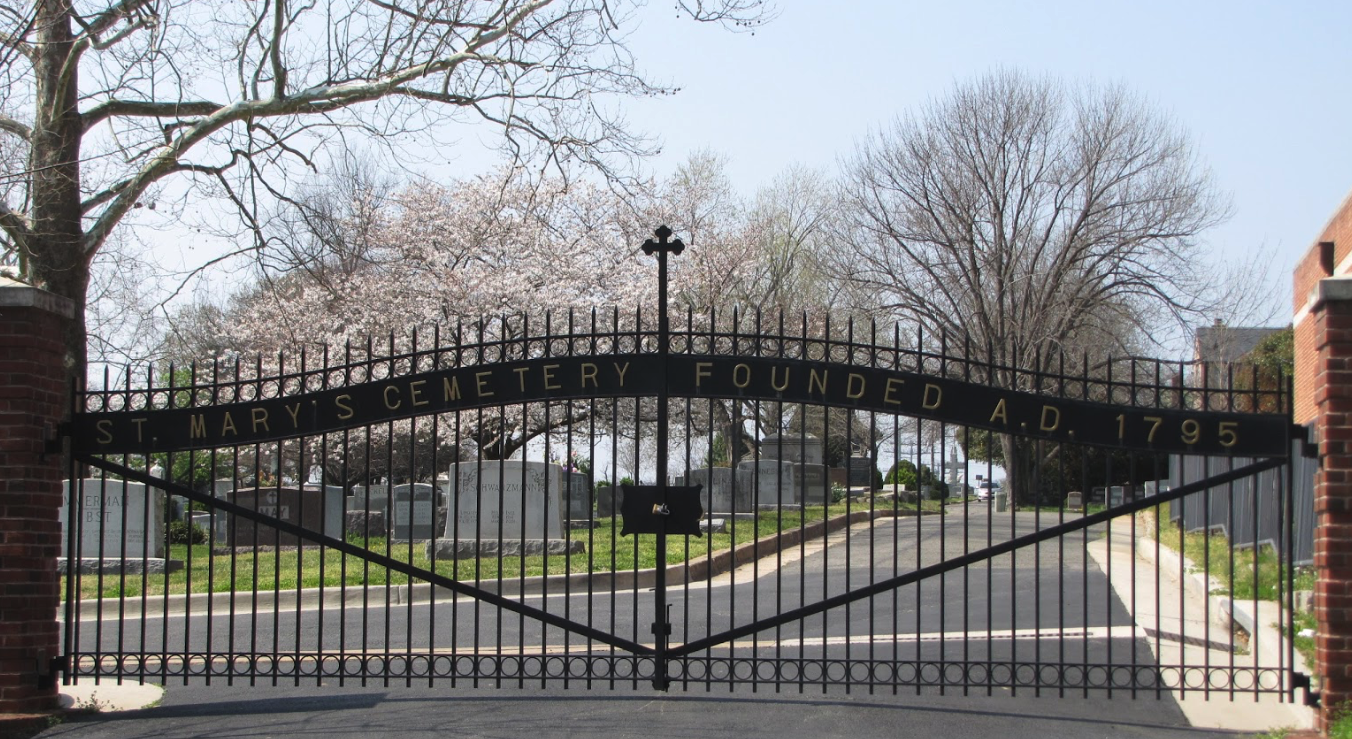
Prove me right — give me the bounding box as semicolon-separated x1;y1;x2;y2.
37;653;67;689
1294;424;1318;459
41;422;69;460
1292;672;1319;707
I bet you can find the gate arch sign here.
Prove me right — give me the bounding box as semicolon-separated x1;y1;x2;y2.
73;352;1289;458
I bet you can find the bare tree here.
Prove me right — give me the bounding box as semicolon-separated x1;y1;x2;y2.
0;0;770;382
835;71;1229;502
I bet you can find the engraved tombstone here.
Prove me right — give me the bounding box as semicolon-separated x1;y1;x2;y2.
444;461;564;540
225;486;343;547
760;433;824;464
564;472;593;521
736;460;798;507
61;478;166;559
1066;491;1084;512
392;483;437;540
682;467;736;513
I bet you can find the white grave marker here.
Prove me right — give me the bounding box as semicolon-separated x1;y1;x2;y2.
444;461;564;540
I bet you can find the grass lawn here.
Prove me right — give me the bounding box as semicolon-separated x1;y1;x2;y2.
67;498;939;601
1137;509;1314;601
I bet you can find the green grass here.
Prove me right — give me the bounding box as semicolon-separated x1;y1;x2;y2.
1290;609;1316;669
65;500;933;600
1142;513;1313;601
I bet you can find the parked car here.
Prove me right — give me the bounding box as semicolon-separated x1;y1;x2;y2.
974;481;998;501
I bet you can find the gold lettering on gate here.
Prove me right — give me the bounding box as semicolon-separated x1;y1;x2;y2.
883;378;904;405
1039;405;1061;432
443;376;461;401
695;362;713;388
335;394;354;420
614;362;630;387
190;415;206;439
252;407;270;433
514;367;530;392
733;363;751;389
383;385;401;410
771;366;791;392
285;402;301;428
922;384;942;410
130;417;146;442
543;364;561;390
809;368;828;395
221;411;237;437
409;380;429;407
846;373;866;400
475;371;495;398
581;363;599;388
989;399;1008;425
96;420;114;445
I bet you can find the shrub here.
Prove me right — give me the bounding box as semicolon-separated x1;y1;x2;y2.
167;520;207;545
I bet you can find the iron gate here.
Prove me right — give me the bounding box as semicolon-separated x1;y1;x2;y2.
61;234;1303;700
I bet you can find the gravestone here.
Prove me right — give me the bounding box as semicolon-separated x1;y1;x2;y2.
795;463;832;504
351;483;391;513
443;461;564;540
225;487;343;547
391;483;437;540
736;460;798;507
760;433;824;464
563;472;593;521
681;467;736;513
1107;486;1126;507
61;478;166;559
595;484;622;518
846;457;876;489
1066;491;1084;512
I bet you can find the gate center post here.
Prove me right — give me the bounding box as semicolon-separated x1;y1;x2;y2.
642;225;684;691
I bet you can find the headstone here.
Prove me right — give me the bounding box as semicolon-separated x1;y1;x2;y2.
846;457;875;489
225;486;343;547
795;463;832;504
391;483;437;540
563;472;592;521
1108;486;1126;507
595;484;622;518
351;483;391;513
736;460;798;507
1066;491;1084;512
760;433;824;464
681;467;736;513
444;461;564;540
61;478;166;559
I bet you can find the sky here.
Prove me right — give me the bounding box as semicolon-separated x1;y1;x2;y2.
603;0;1352;326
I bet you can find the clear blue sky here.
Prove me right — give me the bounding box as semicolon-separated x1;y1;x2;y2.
615;0;1352;324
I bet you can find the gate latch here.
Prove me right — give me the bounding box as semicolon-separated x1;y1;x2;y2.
652;503;670;516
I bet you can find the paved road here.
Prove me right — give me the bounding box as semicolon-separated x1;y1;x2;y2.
43;508;1256;738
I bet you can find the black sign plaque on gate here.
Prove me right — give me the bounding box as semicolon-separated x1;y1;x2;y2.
618;484;704;537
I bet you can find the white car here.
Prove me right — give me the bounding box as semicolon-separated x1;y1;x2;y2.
974;482;997;501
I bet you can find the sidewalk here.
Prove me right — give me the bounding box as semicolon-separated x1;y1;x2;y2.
1087;517;1313;733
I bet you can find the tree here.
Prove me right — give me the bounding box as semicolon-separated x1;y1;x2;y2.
836;71;1228;503
0;0;770;384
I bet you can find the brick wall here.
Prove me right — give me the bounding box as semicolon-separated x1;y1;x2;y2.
1295;189;1352;425
0;284;72;713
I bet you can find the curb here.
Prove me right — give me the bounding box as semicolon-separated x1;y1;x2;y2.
66;508;906;620
1134;534;1315;727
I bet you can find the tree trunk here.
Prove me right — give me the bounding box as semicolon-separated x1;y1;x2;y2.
30;0;89;384
998;433;1037;508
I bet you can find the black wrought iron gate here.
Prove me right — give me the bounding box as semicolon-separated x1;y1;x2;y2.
61;231;1304;701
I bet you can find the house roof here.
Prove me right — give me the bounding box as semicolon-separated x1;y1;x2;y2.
1193;325;1283;364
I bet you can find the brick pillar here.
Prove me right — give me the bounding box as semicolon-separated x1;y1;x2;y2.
0;283;72;713
1313;277;1352;731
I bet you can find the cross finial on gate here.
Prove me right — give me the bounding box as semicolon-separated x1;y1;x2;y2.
642;225;685;256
